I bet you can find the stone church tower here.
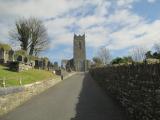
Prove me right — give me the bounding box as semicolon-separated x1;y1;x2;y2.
73;34;88;71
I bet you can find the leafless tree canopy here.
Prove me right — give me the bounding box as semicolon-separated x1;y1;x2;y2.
28;18;49;56
131;47;147;62
9;17;49;56
97;47;111;65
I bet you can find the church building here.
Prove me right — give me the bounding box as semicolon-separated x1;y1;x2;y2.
61;34;90;72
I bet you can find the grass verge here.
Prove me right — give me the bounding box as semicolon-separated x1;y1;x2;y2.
0;65;59;87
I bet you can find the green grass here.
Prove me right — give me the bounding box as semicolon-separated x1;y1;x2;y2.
0;65;59;87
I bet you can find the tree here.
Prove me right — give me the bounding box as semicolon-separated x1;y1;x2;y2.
28;18;49;56
97;47;111;65
111;57;123;64
123;56;133;63
145;51;153;59
9;18;30;51
154;43;160;53
92;57;103;67
152;52;160;59
9;17;49;56
130;47;147;62
111;56;133;65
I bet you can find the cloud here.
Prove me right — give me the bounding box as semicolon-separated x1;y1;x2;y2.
0;0;83;18
0;0;160;61
107;20;160;51
147;0;156;3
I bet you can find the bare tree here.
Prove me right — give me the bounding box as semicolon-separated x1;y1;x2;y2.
131;46;147;62
97;47;111;65
9;17;49;56
28;17;49;56
92;57;103;67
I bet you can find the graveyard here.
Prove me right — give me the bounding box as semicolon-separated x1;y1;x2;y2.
0;43;59;87
0;65;58;87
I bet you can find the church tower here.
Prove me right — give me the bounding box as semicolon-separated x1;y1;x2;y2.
73;34;87;71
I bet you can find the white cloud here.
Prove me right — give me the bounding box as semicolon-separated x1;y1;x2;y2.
107;9;144;27
0;0;83;18
107;20;160;51
116;0;140;8
147;0;156;3
0;0;160;60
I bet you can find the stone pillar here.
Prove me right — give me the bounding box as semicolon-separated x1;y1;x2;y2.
8;50;14;62
0;48;5;63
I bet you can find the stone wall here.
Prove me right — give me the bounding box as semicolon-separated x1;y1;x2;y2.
90;63;160;120
0;87;24;96
0;78;61;116
0;72;76;116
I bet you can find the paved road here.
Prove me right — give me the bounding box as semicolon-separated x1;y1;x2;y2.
0;73;127;120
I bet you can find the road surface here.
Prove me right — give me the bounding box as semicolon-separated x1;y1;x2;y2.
0;73;127;120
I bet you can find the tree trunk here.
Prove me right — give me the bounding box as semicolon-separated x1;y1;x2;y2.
29;44;34;55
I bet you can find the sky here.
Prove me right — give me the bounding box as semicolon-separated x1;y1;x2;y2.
0;0;160;63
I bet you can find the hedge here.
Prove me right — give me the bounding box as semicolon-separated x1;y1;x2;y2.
90;63;160;120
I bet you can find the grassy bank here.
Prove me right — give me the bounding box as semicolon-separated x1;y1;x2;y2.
0;65;59;87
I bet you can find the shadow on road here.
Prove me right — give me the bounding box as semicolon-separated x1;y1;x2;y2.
71;73;128;120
